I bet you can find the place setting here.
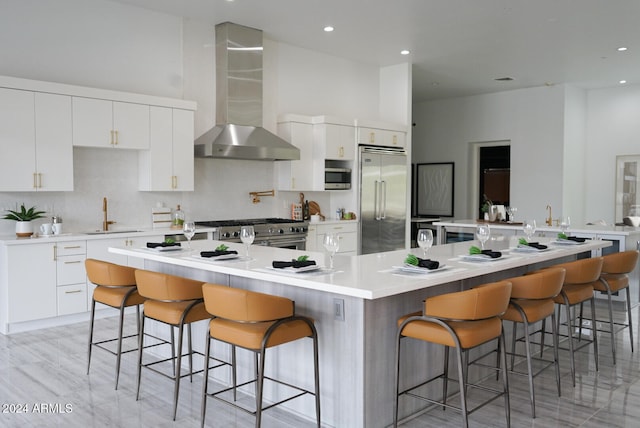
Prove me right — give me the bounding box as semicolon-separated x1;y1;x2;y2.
510;220;553;253
455;224;510;263
389;229;453;276
549;216;589;245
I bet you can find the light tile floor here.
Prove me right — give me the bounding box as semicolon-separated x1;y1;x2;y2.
0;300;638;427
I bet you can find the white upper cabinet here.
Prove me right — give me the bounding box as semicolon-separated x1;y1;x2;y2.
276;116;321;191
72;97;150;149
0;88;73;191
356;124;406;149
138;106;194;191
313;117;356;160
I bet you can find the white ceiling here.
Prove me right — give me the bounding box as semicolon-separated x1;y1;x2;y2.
113;0;640;102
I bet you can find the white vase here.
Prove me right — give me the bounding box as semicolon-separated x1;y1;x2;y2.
15;221;33;237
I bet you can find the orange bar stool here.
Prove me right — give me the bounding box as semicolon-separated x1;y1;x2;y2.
200;283;320;428
551;257;603;386
592;250;639;364
86;258;145;390
393;280;512;428
502;267;565;418
134;269;209;421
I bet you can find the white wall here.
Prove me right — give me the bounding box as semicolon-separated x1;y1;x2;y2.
0;0;389;235
412;85;566;224
585;84;640;223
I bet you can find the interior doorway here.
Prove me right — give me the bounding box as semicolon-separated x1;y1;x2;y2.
469;141;511;219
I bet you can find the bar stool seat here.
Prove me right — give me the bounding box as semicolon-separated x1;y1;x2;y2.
549;257;603;386
85;258;145;390
592;250;639;364
201;283;320;428
394;280;512;428
134;269;209;421
502;267;565;418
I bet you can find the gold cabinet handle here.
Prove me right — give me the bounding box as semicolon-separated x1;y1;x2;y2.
63;245;82;250
65;289;83;294
53;245;58;261
114;130;119;145
369;132;375;143
64;260;82;265
339;146;344;158
172;175;177;189
110;130;115;145
392;135;397;145
37;173;42;188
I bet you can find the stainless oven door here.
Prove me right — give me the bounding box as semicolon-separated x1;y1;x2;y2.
256;237;306;250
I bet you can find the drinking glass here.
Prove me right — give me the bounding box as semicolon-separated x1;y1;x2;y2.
560;216;571;233
523;220;537;242
506;206;517;222
323;233;340;270
240;226;255;257
476;224;491;249
183;221;196;250
416;229;433;258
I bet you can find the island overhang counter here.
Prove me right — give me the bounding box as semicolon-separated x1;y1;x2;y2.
110;237;610;427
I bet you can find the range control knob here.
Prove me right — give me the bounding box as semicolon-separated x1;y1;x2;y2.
222;232;231;238
278;228;285;234
289;227;295;232
232;231;240;238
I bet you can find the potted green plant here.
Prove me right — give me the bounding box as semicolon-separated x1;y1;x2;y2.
2;204;47;237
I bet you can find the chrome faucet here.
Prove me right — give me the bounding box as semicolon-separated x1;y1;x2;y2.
102;197;115;231
546;204;553;226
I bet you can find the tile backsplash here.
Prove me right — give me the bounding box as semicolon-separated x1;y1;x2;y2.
0;147;303;236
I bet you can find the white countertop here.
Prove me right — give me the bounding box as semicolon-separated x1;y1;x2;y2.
434;219;640;236
109;237;610;300
0;227;218;245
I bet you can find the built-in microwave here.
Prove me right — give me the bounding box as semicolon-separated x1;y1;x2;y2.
325;167;351;190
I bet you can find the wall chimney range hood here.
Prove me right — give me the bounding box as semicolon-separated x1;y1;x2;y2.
194;22;299;161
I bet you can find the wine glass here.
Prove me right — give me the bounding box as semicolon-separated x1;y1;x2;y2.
323;233;340;270
183;221;196;250
416;229;433;258
560;216;571;233
240;226;255;257
506;206;517;222
523;220;537;242
476;224;491;250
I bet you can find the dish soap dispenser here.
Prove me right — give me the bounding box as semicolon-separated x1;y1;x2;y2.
171;205;184;229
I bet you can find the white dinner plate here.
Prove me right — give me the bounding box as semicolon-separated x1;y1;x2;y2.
392;264;448;274
460;254;505;262
513;245;550;253
283;264;322;273
145;246;183;252
552;239;585;245
199;253;239;260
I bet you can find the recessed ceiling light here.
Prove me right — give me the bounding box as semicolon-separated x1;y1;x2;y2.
323;26;334;32
617;47;628;52
400;50;410;55
620;80;627;84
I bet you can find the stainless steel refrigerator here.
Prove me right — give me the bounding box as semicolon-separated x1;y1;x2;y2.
359;146;407;254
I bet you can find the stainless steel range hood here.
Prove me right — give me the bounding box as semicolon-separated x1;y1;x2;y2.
194;22;299;161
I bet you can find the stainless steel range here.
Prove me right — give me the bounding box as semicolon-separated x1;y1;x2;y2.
195;218;309;250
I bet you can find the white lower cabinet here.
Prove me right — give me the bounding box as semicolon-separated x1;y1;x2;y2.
56;241;87;315
307;222;359;256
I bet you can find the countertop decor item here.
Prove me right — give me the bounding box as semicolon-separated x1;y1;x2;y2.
2;204;47;237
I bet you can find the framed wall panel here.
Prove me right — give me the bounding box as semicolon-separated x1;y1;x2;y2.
416;162;454;217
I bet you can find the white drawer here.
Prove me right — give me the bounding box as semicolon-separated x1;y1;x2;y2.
56;241;86;256
317;222;358;234
57;255;87;285
57;284;87;315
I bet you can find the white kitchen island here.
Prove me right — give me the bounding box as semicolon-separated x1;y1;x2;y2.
110;237;610;427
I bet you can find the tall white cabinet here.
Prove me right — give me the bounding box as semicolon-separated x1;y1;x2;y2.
0;89;73;191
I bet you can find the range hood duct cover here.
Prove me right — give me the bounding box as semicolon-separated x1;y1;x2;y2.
194;22;299;161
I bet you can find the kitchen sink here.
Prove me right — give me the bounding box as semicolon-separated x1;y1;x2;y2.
84;230;143;235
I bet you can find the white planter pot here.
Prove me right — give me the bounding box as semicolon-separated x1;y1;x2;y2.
15;221;33;237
